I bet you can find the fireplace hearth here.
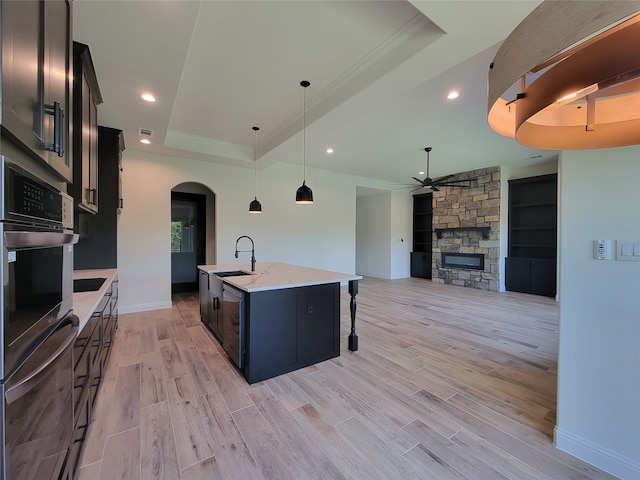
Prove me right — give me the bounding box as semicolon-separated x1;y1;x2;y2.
441;252;485;271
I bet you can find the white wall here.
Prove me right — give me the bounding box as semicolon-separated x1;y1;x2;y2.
355;188;412;279
356;191;392;278
118;150;367;312
389;189;412;279
555;146;640;479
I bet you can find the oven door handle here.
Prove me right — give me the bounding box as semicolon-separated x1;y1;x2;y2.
5;315;79;405
4;231;79;250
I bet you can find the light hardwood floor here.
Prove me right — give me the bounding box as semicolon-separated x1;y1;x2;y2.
76;277;617;480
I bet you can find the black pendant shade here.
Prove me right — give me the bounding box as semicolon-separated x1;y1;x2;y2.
295;181;313;204
249;197;262;213
295;80;313;204
249;126;262;214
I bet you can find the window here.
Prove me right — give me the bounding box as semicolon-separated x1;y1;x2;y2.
171;201;196;253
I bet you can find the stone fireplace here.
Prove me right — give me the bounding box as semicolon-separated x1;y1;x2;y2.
432;166;500;291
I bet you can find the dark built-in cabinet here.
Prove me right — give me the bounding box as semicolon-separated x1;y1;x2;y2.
506;174;557;297
0;0;73;181
411;193;433;278
74;126;125;269
70;41;103;214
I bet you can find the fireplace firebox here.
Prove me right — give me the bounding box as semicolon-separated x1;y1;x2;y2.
441;252;485;270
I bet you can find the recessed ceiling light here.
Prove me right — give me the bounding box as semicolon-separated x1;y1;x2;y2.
326;147;334;154
141;93;156;102
419;170;425;175
447;90;459;100
140;138;151;144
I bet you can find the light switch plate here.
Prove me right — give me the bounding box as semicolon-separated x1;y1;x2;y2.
616;240;640;262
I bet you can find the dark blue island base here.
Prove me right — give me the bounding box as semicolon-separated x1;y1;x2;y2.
244;282;342;384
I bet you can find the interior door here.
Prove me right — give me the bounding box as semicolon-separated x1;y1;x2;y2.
171;192;206;293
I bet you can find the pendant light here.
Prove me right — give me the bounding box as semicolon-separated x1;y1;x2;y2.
295;80;313;204
249;126;262;213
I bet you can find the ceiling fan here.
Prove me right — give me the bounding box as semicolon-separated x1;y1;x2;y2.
411;147;473;192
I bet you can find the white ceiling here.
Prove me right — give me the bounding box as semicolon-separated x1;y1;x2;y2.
72;0;558;190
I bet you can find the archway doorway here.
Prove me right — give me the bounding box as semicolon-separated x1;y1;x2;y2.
171;183;216;293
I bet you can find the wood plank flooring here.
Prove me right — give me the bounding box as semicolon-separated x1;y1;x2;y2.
76;276;617;480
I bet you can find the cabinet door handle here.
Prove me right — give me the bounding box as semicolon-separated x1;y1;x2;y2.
119;198;123;209
44;101;65;157
89;188;97;205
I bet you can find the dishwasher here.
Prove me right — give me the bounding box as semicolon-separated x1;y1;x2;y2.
220;283;245;369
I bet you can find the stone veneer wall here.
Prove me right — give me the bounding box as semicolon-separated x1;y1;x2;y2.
432;166;500;291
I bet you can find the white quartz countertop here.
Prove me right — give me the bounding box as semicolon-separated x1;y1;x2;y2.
197;262;361;293
73;269;118;330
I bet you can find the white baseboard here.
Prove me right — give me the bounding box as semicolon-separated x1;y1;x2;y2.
119;300;173;314
356;270;391;279
555;426;640;479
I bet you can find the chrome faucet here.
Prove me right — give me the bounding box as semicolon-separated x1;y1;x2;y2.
234;235;256;272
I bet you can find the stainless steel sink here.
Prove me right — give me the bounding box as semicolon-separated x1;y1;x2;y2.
73;277;106;292
214;271;252;278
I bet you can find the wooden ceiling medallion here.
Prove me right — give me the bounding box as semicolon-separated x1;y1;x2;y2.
487;1;640;150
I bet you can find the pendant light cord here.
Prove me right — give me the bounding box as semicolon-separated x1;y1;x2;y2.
303;84;307;182
253;126;259;197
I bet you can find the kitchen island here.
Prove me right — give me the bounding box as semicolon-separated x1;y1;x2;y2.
197;262;362;383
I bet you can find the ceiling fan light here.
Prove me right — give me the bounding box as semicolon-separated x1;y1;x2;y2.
295;181;314;204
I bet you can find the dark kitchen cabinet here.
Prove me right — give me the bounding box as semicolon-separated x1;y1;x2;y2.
200;271;223;341
70;42;103;214
199;270;211;324
0;0;72;181
68;306;101;477
67;274;118;478
244;283;340;384
411;193;433;278
506;174;557;296
74;127;125;270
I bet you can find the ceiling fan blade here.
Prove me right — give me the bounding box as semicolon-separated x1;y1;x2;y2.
433;174;456;183
431;185;440;192
434;178;473;185
411;176;426;185
435;183;471;188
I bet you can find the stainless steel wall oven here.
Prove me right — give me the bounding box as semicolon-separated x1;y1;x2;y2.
0;156;78;480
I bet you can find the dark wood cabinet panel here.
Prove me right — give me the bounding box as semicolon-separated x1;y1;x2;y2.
68;275;118;477
410;252;431;278
70;42;103;214
506;257;556;297
244;283;340;384
506;174;557;296
411;193;432;278
1;0;72;180
74;126;124;269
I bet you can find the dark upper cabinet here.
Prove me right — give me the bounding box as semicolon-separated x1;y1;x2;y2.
73;126;124;270
0;0;72;181
70;42;103;214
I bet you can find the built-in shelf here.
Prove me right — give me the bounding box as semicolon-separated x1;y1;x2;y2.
435;226;490;240
506;173;557;297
